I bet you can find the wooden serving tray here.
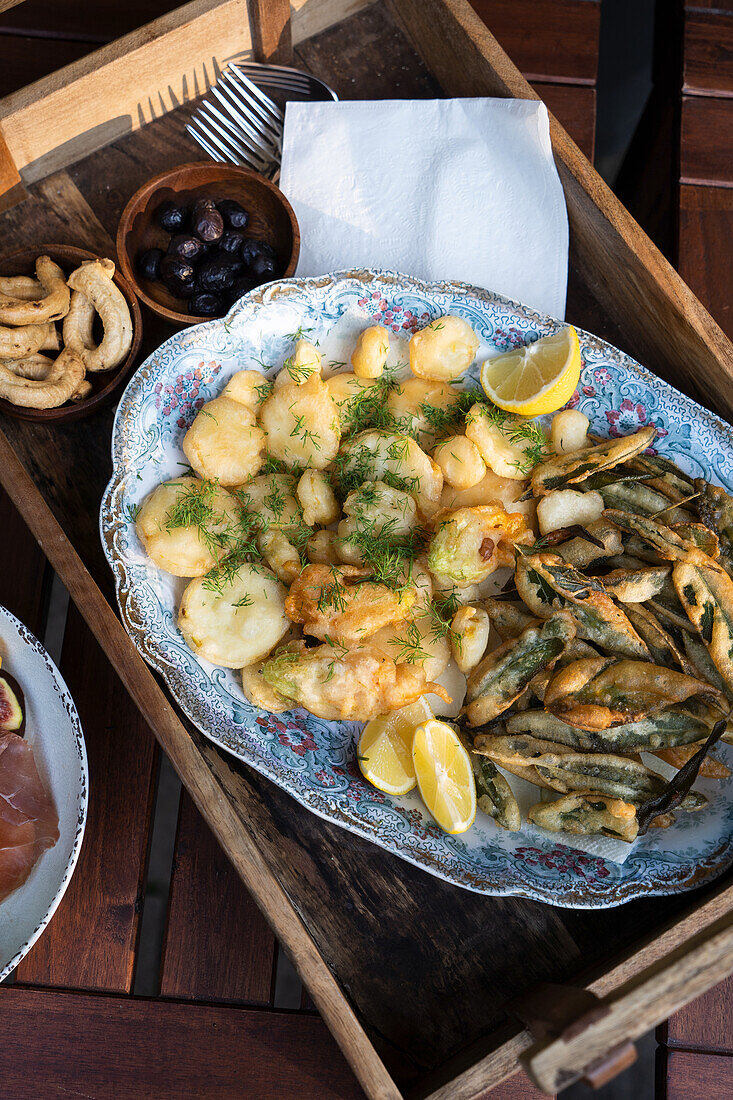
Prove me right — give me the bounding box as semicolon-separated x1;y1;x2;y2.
2;2;733;1096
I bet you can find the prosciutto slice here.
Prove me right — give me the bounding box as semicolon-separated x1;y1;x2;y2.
0;731;59;903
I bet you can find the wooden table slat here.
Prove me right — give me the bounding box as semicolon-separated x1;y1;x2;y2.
678;184;733;340
160;791;277;1005
0;487;49;639
15;601;158;993
467;0;600;84
684;8;733;97
680;95;733;186
532;81;595;161
0;986;364;1099
664;973;733;1053
662;1049;733;1100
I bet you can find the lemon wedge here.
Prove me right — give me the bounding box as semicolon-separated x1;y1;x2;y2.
412;719;476;834
358;697;434;795
480;325;581;417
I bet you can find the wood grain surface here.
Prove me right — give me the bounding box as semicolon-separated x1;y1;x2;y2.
0;987;364;1099
683;8;733;97
15;602;159;992
160;792;277;1005
0;488;48;637
663;1050;733;1100
680;96;733;186
678;184;733;339
247;0;293;63
0;3;731;1099
468;0;600;84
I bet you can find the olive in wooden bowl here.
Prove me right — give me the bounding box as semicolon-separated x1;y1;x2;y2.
117;163;300;327
0;245;142;425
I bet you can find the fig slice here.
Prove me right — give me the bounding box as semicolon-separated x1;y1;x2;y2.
0;673;24;734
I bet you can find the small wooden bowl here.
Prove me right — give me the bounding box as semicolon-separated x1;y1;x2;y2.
116;162;300;326
0;245;142;424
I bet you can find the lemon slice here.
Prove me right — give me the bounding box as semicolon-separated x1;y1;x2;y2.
480;325;581;417
358;697;434;795
412;719;477;834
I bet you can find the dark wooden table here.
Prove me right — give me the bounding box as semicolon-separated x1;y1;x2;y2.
657;3;733;1097
3;3;690;1098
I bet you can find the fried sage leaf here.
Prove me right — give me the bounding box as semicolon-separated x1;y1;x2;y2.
696;479;733;576
601;565;670;603
473;733;574;766
636;719;726;835
673;559;733;694
529;427;656;497
628;453;694;501
528;791;640;842
505;704;720;752
683;632;731;696
555;518;623;569
603;510;722;568
596;480;693;525
465;612;576;725
624;604;689;670
470;754;521;831
544;657;723;729
532;752;705;810
482;598;535;641
651;745;731;779
515;552;649;659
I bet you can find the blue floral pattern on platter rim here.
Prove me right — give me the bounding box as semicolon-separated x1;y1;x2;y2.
100;269;733;909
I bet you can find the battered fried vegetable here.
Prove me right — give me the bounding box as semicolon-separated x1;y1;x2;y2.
528;791;640;842
683;632;731;696
600;564;670;603
555;518;623;569
651;745;731;779
674;558;733;694
482;598;535;641
603;510;722;567
623;604;689;670
533;752;704;807
696;479;733;576
261;641;449;721
473;733;575;765
428;503;528;584
505;703;720;751
544;657;723;729
285;563;417;645
628;453;694;502
515;552;649;658
529;427;656;497
465;612;576;726
636;719;726;834
595;479;694;524
470;754;521;831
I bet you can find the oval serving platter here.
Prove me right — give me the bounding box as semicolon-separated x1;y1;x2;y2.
0;605;88;980
101;270;733;908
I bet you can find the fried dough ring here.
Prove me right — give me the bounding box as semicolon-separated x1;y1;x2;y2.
0;347;85;408
0;256;70;325
62;290;96;353
1;353;54;380
0;322;54;359
66;260;132;372
0;275;42;300
40;323;61;351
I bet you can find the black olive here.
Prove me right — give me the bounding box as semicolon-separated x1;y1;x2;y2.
156;200;187;233
168;234;206;262
217;198;250;229
218;229;246;256
240;237;277;268
189;292;223;317
214;249;243;275
160;255;196;298
248;253;277;281
136;247;164;281
228;276;257;305
191;198;223;243
196;258;237;294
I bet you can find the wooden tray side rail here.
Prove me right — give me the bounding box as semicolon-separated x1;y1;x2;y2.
2;1;733;1098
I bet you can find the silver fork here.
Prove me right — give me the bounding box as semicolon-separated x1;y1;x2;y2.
186;63;337;180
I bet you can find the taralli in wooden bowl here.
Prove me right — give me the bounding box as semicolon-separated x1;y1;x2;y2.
0;245;142;424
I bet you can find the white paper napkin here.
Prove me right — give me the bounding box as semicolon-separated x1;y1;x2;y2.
280;97;568;318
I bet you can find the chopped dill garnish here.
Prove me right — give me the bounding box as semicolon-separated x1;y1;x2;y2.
233;594;254;608
284;324;314;342
260;455;288;476
388;621;430;664
124;502;141;522
316;568;348;613
428;590;461;645
254;379;274;402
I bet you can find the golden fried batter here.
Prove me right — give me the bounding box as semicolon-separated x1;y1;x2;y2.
285;563;417;645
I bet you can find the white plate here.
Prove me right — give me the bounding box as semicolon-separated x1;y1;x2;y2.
0;606;88;980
